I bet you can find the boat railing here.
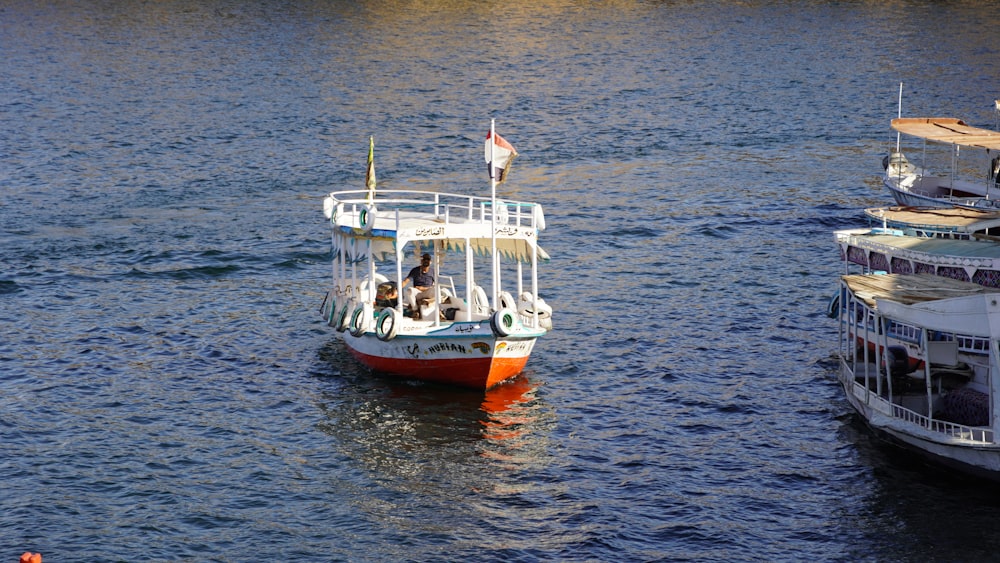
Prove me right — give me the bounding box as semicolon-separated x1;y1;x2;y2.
841;364;994;444
330;189;543;230
890;399;994;443
886;319;921;344
845;231;997;269
957;334;991;353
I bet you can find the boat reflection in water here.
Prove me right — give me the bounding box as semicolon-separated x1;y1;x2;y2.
314;352;548;497
312;365;552;553
479;375;537;443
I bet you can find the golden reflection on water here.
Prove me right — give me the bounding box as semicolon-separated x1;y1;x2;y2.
480;375;537;443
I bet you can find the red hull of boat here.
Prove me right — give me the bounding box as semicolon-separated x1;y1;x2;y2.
346;347;529;389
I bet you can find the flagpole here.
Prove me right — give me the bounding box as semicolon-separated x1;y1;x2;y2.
490;119;498;310
366;135;376;204
896;82;902;153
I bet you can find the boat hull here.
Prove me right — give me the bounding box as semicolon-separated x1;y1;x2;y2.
885;181;952;208
838;365;1000;480
343;329;538;389
884;170;1000;209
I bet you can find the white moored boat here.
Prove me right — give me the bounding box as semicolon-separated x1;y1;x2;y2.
883;114;1000;209
834;221;1000;289
835;272;1000;479
828;207;1000;319
319;123;552;390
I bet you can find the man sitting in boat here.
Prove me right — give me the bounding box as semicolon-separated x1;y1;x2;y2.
402;253;435;312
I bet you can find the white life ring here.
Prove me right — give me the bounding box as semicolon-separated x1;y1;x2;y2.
325;296;338;326
472;285;489;314
518;292;552;319
498;291;516;312
322;196;335;219
375;308;399;341
349;304;368;336
533;204;546;231
490;308;518;337
335;303;351;332
359;204;377;233
517;292;553;330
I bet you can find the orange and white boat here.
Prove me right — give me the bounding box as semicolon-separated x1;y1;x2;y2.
319;122;552;389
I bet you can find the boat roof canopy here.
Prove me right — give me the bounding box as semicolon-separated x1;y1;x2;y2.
864;206;1000;233
332;229;550;263
892;117;1000;151
843;273;1000;336
843;273;1000;308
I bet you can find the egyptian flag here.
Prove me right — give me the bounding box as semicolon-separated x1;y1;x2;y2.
485;130;517;184
365;136;376;200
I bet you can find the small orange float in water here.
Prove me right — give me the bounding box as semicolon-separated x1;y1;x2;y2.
20;553;42;563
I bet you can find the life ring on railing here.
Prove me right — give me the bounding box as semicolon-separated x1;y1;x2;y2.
499;291;516;312
518;292;552;319
490;307;518;337
359;204;377;233
438;286;453;302
533;204;546;231
335;303;351;332
325;296;338;326
826;292;840;319
323;196;335;219
472;285;489;314
349;304;369;336
375;308;399;341
517;292;553;330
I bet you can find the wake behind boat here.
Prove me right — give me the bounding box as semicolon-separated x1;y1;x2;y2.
319;123;552;390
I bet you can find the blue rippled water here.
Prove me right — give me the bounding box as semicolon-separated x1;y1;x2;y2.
5;1;1000;561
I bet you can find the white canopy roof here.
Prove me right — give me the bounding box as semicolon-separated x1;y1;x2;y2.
844;273;1000;337
332;231;549;263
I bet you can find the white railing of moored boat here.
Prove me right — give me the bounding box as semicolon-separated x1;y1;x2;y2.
840;361;994;444
331;189;543;230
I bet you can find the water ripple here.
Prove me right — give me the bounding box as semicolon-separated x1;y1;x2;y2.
3;1;1000;561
